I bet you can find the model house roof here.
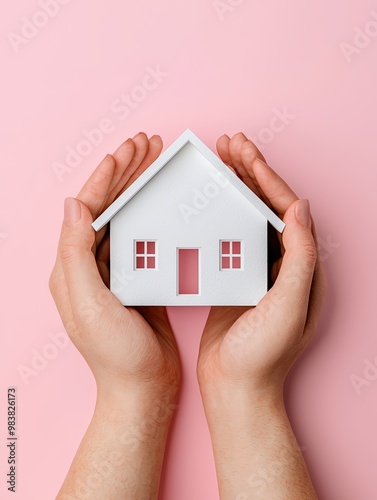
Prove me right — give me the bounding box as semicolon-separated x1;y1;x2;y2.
92;129;285;233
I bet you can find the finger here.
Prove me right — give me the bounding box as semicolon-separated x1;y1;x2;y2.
106;133;149;206
49;258;78;337
261;199;317;327
239;140;266;199
303;261;327;342
241;138;266;164
252;158;299;217
122;135;163;191
94;134;159;250
218;134;259;194
228;133;248;174
59;198;125;325
107;138;136;193
76;154;116;219
216;134;232;165
241;140;266;186
303;220;327;339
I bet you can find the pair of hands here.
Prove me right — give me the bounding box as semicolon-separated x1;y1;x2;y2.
49;132;326;499
50;131;325;400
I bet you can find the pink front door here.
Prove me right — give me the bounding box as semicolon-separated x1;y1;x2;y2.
178;248;199;295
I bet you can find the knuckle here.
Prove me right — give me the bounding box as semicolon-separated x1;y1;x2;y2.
302;240;317;266
59;243;78;264
241;139;256;152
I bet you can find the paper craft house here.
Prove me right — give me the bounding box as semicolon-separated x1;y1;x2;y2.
92;130;285;306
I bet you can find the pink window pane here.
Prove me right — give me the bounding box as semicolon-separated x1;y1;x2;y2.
136;241;144;254
136;256;144;269
147;241;155;254
232;241;241;254
222;241;230;254
232;256;241;269
147;257;155;269
222;257;230;269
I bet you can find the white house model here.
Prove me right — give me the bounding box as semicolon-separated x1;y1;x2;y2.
92;130;285;306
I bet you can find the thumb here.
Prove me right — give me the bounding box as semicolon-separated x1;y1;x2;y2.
269;199;317;318
59;197;119;324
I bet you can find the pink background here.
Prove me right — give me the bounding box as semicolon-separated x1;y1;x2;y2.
1;0;377;498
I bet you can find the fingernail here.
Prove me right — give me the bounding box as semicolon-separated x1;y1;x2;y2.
295;199;311;227
64;198;81;224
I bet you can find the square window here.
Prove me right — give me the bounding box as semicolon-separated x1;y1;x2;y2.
136;241;144;254
220;240;242;270
147;241;155;254
135;241;157;270
136;256;145;269
147;256;155;269
232;241;241;254
232;257;241;269
222;241;230;254
222;257;230;269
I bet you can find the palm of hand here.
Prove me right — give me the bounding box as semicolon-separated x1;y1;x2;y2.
50;134;180;389
197;133;324;386
198;134;277;379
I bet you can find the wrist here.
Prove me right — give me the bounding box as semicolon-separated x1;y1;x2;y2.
200;383;291;467
95;382;178;423
199;379;285;420
92;386;177;466
197;355;287;401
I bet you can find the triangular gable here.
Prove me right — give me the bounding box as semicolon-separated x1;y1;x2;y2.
92;129;285;233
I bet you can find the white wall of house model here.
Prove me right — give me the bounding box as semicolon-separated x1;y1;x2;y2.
92;129;285;306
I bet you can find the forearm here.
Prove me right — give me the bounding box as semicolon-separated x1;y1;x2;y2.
201;384;317;500
57;387;176;500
